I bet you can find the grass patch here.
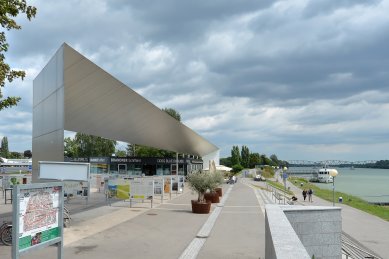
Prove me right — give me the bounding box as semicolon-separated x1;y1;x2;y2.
266;180;294;196
289;177;389;222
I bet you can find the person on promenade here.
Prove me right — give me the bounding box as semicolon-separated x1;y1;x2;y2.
302;189;307;201
308;188;313;202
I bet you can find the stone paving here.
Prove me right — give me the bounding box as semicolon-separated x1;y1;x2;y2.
1;176;388;258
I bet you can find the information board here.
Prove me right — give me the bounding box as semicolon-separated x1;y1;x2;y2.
129;178;154;199
153;177;164;195
39;161;90;181
12;182;64;259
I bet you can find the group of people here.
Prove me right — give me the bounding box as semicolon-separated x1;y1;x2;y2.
228;175;237;184
302;188;313;202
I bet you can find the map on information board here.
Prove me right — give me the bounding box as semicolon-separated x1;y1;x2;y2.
18;187;60;250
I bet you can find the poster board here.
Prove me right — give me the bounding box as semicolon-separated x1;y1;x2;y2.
153;177;164;195
129;178;154;199
12;182;64;259
39;161;90;182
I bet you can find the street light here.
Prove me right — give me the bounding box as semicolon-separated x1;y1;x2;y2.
282;167;288;190
329;169;339;206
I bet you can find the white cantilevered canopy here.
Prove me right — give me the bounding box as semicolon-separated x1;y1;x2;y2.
32;43;219;181
62;44;218;156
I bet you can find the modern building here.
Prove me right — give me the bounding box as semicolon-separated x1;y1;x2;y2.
65;156;203;176
32;43;219;182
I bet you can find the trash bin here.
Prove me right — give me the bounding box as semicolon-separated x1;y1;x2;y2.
338;197;343;203
300;183;303;187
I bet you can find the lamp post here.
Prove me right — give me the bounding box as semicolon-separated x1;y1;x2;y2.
282;167;288;190
329;169;339;206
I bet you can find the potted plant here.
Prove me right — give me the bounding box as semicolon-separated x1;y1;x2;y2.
187;170;214;214
204;171;224;203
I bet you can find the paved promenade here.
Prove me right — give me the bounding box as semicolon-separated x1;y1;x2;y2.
0;182;265;259
1;176;389;258
265;173;389;258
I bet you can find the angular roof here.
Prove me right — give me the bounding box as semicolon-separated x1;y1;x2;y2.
62;44;218;156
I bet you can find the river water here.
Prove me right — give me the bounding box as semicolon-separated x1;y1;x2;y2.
290;167;389;203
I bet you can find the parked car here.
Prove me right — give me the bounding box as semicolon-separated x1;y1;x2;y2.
254;175;266;181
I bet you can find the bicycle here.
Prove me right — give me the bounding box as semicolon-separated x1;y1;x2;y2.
63;205;71;228
0;221;12;246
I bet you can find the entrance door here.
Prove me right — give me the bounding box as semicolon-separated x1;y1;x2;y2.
118;164;127;174
171;164;177;175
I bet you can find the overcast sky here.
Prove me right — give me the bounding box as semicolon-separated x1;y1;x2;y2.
2;0;389;162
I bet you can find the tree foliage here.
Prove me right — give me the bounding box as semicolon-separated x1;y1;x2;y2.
222;145;288;169
23;149;32;158
231;145;240;165
64;133;116;157
220;157;232;167
241;145;250;168
162;107;181;122
270;154;279;164
115;149;127;157
249;153;262;168
0;136;9;157
0;0;37;110
8;151;21;158
232;164;244;173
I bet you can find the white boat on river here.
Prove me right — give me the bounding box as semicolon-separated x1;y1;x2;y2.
317;167;334;183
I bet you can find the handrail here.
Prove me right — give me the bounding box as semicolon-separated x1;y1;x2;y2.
341;233;382;259
266;183;293;205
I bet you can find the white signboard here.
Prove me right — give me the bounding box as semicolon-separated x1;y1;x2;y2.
153;177;164;195
130;178;154;199
39;161;90;182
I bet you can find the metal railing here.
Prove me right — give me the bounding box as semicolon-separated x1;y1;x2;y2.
341;232;382;259
265;183;294;205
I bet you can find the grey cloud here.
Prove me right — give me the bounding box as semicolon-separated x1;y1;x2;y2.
3;0;389;160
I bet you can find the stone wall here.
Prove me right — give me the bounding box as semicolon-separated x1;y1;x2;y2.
265;205;342;259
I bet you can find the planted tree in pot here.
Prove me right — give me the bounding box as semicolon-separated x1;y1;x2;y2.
187;170;214;214
204;170;224;203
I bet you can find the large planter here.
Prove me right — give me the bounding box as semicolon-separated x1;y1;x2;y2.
191;200;212;214
215;187;222;197
204;192;220;203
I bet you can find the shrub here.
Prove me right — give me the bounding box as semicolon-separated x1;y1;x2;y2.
232;164;244;173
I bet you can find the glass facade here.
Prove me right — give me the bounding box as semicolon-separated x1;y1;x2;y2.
66;156;203;176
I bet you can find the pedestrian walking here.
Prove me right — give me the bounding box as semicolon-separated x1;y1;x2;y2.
308;188;313;202
302;189;307;201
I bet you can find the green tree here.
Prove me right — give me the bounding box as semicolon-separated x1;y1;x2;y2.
220;157;232;167
231;146;240;165
23;149;32;158
126;143;135;156
261;154;276;166
64;137;77;157
0;1;37;110
270;154;279;165
162;107;181;121
64;133;116;157
249;153;262;168
0;136;9;157
232;164;244;173
115;149;127;157
9;151;21;158
241;145;250;168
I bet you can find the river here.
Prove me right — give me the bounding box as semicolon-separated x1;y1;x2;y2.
290;167;389;203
